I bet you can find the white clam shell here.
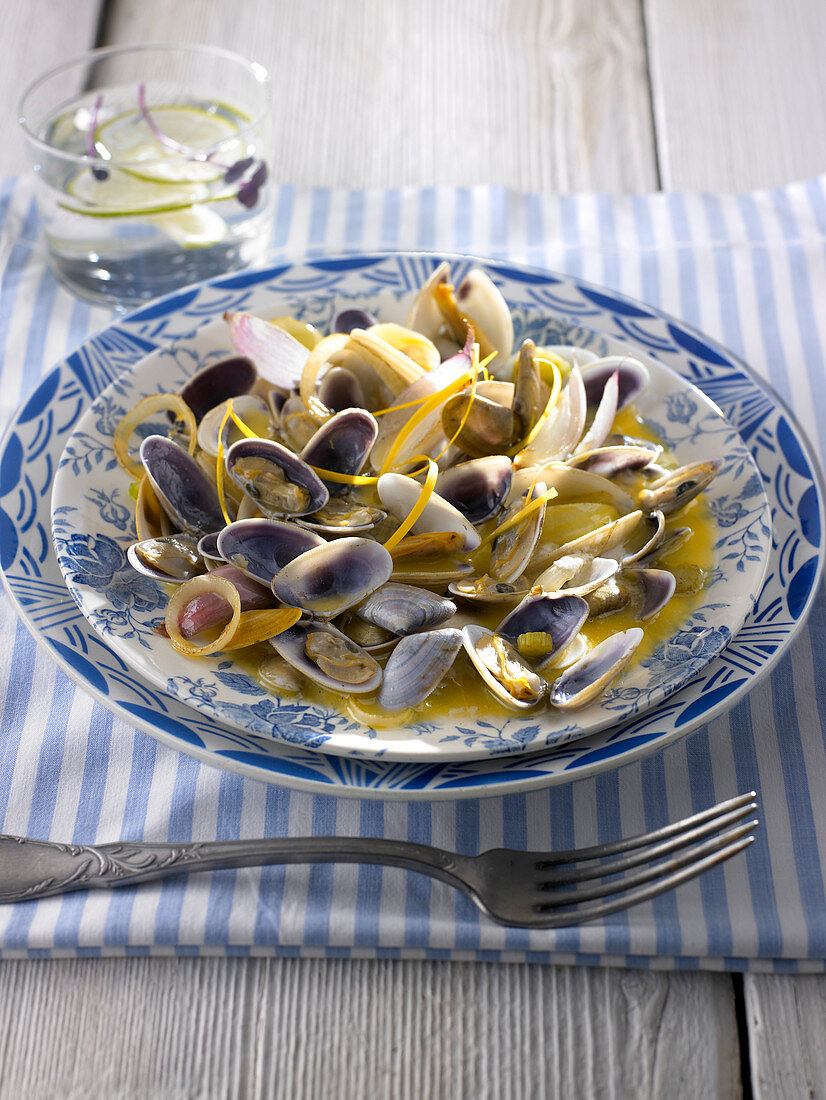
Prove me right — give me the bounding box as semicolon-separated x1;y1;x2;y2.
514;366;586;468
534;554;620;597
377;472;481;551
453;268;514;373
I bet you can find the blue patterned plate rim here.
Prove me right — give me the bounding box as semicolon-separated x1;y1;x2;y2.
0;251;821;798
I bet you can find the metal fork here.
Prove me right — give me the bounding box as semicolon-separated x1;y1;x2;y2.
0;793;757;927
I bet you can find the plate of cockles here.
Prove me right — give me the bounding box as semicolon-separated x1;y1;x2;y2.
49;255;772;763
2;252;819;797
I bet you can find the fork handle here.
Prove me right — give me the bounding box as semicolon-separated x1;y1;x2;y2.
0;834;475;904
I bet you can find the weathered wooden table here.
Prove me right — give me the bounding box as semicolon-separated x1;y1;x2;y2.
1;2;824;1095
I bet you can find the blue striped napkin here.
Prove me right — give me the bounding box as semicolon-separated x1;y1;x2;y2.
1;178;825;970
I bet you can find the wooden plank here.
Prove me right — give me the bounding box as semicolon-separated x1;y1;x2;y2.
1;0;102;176
0;958;741;1099
744;975;826;1099
645;0;826;191
99;0;658;191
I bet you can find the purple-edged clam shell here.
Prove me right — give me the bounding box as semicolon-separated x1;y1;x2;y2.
333;308;377;334
216;518;325;585
550;627;644;709
580;356;649;411
497;592;589;669
568;444;661;479
356;582;456;636
301;408;379;494
225;437;329;518
628;567;677;620
196;394;274;458
139;434;226;534
436;455;513;525
377;473;481;552
271;536;393;618
318;367;366;412
378;628;463;711
179;357;257;422
488;483;547;583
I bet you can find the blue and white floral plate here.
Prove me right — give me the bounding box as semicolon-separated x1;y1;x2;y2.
49;269;771;764
0;253;821;796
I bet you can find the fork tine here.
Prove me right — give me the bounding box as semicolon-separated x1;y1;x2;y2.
525;833;756;928
533;820;758;910
535;801;758;888
533;791;757;868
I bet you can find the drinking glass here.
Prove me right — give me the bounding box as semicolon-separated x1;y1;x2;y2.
19;43;274;308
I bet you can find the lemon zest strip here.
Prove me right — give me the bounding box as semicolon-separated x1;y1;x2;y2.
382;459;439;551
215;402;234;525
428;344;483;465
378;352;482;477
506;357;562;457
214;399;260;525
478;487;558;550
114;393;196;478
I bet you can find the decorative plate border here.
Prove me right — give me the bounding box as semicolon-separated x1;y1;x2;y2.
0;252;822;798
49;284;770;761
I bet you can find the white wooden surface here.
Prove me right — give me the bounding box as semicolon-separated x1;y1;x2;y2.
0;958;742;1099
1;0;825;1096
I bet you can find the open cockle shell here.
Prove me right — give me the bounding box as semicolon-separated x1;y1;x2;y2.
406;263;514;370
453;268;514;372
488;483;548;583
224;436;330;519
436;455;513;525
179;356;258;423
140;434;227;535
448;574;530;605
627;566;677;620
532;463;637;514
270;620;383;695
196;394;274;458
514;365;586;468
297;497;386;536
496;591;589;670
580;355;649;410
127;534;205;584
638;459;722;516
540;509;644;568
300;407;379;493
461;625;546;710
533;554;620;598
216;517;325;584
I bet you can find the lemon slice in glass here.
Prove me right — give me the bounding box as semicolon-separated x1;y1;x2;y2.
148;206;228;249
62;167;213;216
61;169;230;247
94;105;242;183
